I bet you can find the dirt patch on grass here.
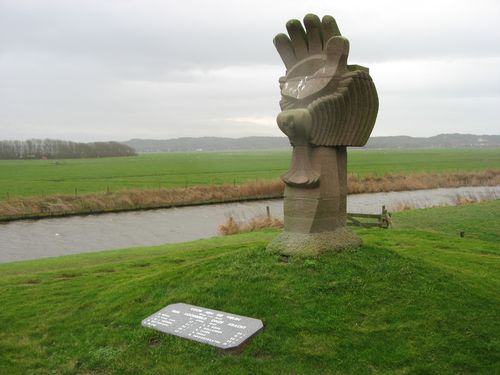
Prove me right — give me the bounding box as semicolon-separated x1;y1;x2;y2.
93;268;116;274
129;262;151;268
148;337;162;347
18;279;42;285
54;272;83;281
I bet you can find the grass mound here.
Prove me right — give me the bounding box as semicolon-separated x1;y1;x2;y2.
1;201;499;374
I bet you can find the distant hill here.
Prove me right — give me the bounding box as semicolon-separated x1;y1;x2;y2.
365;134;500;149
122;134;500;153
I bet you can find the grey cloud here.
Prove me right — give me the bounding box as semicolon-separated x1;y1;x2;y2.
2;0;499;68
0;0;499;141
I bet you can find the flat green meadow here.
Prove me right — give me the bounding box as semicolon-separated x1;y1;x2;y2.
0;148;499;199
0;200;499;374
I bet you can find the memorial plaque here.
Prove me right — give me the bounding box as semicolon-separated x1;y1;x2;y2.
141;303;263;350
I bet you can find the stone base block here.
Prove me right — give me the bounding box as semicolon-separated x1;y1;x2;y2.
266;228;362;257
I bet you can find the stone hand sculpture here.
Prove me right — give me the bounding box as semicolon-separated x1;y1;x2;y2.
267;14;379;256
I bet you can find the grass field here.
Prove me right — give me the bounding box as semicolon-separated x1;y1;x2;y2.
1;200;499;374
1;148;499;199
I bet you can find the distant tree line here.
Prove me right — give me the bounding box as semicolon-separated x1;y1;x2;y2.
0;139;137;159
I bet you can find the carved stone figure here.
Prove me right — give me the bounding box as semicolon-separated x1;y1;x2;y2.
267;14;379;256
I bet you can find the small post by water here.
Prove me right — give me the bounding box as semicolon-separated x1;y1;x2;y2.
266;206;271;219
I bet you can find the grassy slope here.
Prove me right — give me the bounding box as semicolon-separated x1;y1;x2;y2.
1;148;499;199
0;201;499;374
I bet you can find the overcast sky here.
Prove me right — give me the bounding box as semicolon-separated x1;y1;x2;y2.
1;0;499;142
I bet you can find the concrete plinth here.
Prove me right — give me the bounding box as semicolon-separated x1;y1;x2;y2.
267;227;362;257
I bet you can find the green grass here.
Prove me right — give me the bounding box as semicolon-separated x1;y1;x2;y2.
347;147;500;175
0;148;499;199
0;200;499;374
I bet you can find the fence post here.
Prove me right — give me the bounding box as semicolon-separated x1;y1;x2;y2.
380;205;391;229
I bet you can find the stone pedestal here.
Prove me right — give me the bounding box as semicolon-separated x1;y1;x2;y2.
267;146;361;256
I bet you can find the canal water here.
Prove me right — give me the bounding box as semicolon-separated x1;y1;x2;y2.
0;186;498;263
